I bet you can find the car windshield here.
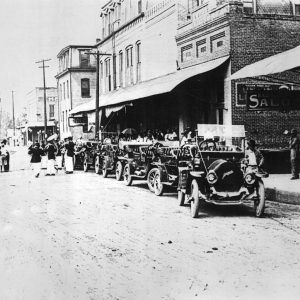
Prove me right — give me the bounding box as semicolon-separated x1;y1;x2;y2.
197;124;245;152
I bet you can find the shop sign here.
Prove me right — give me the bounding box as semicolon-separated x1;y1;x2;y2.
236;83;293;111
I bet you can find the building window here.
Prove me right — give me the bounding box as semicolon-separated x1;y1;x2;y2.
49;104;55;119
119;51;123;87
181;44;193;62
67;80;69;98
196;39;206;57
63;82;66;99
62;111;65;132
79;50;90;68
210;31;225;52
81;78;90;97
138;0;142;14
136;41;141;82
113;54;117;90
126;46;133;85
295;4;300;15
105;59;111;92
217;40;223;47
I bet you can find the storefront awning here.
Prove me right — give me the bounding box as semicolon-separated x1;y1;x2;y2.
70;55;229;115
231;45;300;80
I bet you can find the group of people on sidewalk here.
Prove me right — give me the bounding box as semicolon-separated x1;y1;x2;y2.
28;135;75;178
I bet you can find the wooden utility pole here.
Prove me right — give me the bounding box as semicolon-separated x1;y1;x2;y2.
85;50;111;140
36;59;51;140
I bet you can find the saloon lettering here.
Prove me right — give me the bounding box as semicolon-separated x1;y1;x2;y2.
248;93;280;109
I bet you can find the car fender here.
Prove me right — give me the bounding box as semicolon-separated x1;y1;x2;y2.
190;171;205;178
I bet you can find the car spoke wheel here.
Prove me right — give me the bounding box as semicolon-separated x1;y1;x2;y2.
255;179;265;217
115;161;123;181
123;164;133;186
190;179;200;218
95;157;101;174
154;170;164;196
83;158;89;172
178;190;186;206
147;168;157;193
102;160;109;178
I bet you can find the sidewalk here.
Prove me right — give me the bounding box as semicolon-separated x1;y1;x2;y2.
264;174;300;205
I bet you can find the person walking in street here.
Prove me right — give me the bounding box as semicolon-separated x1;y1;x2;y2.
64;136;75;174
289;128;299;180
28;141;44;178
44;139;57;176
1;139;10;172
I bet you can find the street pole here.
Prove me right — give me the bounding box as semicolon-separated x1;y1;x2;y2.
85;51;111;141
36;59;51;140
95;50;100;141
11;91;15;146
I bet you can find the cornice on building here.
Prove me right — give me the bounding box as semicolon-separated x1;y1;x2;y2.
55;67;96;79
57;45;96;58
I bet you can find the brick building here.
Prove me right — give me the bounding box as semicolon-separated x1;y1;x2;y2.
55;45;97;139
24;87;58;144
176;0;300;148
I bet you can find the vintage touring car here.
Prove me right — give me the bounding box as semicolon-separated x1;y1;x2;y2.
172;124;268;218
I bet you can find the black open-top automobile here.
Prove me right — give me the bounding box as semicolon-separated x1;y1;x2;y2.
175;124;268;218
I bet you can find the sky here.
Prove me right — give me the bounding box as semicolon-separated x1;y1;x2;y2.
0;0;106;117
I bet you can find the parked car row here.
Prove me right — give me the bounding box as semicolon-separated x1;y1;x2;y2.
75;125;268;218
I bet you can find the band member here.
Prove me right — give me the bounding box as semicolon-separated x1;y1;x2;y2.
64;136;75;174
245;140;265;174
289;128;299;180
0;139;10;172
44;139;57;176
28;141;44;177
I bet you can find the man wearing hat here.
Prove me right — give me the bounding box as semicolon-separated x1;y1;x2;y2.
44;139;57;176
28;141;44;177
246;139;265;170
0;139;10;172
64;135;75;174
289;129;299;180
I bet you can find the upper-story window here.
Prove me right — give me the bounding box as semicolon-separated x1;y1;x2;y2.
81;78;90;97
138;0;142;14
136;42;141;82
79;50;90;68
49;104;55;119
126;46;134;85
119;51;124;87
295;4;300;15
67;80;69;98
105;58;111;92
181;44;193;62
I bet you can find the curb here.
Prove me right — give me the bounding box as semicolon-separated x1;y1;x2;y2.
266;188;300;206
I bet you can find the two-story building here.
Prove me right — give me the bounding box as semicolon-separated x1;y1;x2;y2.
55;45;97;139
24;87;58;144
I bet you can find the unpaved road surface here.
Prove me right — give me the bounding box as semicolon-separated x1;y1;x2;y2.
1;149;300;299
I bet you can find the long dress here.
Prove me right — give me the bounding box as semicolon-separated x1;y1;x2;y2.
45;143;57;175
64;141;75;173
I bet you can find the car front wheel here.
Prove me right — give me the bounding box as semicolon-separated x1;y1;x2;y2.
123;164;133;186
95;157;101;174
115;161;123;181
147;168;157;193
154;170;164;196
190;179;200;218
83;158;89;172
254;179;265;217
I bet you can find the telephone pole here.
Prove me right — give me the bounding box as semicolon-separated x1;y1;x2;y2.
36;58;51;139
11;91;15;146
85;50;111;140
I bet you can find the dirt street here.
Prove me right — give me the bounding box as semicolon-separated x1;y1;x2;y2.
1;149;300;300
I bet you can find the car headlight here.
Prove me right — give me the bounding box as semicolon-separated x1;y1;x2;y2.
244;172;256;185
207;170;218;184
